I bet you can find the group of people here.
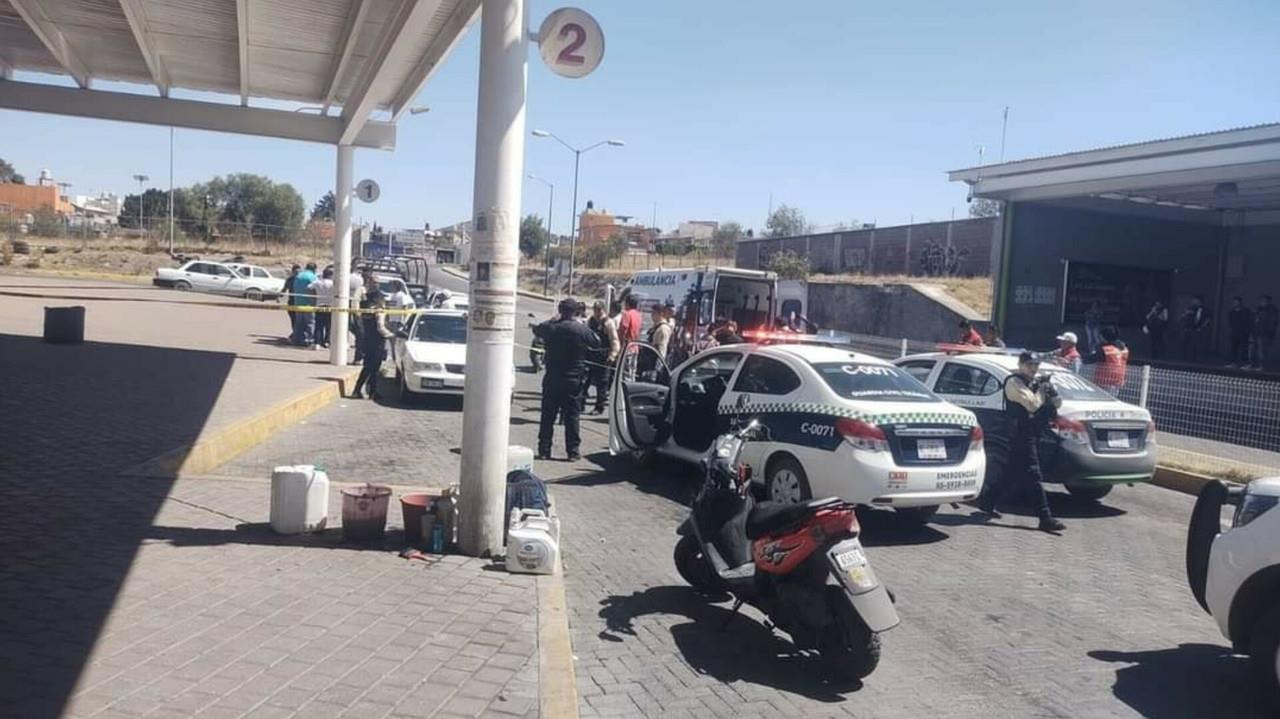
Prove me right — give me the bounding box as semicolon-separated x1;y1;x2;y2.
282;263;335;349
531;298;623;461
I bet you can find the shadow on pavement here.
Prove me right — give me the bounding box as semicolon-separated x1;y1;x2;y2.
598;586;862;702
1088;644;1270;718
855;509;950;546
559;451;696;507
0;333;234;719
146;522;416;552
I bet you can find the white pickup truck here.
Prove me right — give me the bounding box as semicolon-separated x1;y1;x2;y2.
1187;477;1280;700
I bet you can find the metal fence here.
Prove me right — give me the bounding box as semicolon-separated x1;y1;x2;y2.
844;332;1280;479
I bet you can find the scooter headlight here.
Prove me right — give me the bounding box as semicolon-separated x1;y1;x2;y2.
1234;492;1279;528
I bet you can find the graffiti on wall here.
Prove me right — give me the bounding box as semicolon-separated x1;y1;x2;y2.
917;240;970;277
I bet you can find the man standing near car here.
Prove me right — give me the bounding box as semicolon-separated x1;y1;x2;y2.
587;300;620;415
292;263;318;347
1253;295;1278;371
533;298;601;461
309;267;335;349
1227;296;1253;368
976;351;1066;533
618;295;642;347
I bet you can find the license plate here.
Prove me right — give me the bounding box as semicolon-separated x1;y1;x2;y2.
834;547;867;570
1107;431;1131;449
917;438;947;460
421;378;445;389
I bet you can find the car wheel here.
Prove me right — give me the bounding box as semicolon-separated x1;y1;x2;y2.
767;456;811;505
1250;605;1280;701
174;280;191;291
244;288;263;301
895;505;939;527
1065;482;1113;501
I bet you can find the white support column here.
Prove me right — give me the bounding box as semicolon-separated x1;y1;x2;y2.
330;144;354;367
458;0;526;557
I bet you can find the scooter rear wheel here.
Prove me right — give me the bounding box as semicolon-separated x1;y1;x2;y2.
673;535;721;594
820;586;881;680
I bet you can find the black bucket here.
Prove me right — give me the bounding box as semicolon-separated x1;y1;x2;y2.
44;306;85;345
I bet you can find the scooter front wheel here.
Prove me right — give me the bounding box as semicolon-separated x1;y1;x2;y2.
820;586;881;680
673;535;721;594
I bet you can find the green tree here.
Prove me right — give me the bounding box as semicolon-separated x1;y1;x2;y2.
519;214;548;258
606;231;629;260
194;174;305;240
311;191;336;221
765;204;808;238
968;198;1002;218
765;250;810;280
0;158;23;184
711;220;743;257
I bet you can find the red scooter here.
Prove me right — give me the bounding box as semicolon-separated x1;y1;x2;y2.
673;420;899;679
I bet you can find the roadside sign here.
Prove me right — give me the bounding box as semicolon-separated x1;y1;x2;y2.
537;8;604;79
355;179;380;203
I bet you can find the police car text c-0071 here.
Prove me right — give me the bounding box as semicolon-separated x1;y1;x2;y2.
894;349;1157;502
609;340;987;526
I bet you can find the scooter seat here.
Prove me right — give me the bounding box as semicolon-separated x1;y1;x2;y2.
746;498;841;540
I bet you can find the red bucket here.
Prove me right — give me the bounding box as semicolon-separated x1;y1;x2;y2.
400;493;441;545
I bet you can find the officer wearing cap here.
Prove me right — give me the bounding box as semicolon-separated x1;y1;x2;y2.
533;298;601;461
976;351;1066;533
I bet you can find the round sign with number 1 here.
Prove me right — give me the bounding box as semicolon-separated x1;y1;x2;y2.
537;7;604;79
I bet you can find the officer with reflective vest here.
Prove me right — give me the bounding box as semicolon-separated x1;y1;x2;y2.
976;351;1066;533
1085;325;1129;395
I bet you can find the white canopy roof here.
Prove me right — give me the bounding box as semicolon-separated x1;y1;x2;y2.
949;123;1280;225
0;0;480;148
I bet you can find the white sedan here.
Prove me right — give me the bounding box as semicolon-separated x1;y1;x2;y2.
153;260;284;300
610;340;986;526
392;310;470;399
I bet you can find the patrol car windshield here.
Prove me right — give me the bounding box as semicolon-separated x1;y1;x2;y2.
1045;370;1114;402
413;315;467;344
813;363;938;402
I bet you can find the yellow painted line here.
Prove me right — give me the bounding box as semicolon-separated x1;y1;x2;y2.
123;368;360;478
538;550;580;719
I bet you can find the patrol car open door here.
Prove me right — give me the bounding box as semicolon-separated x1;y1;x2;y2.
609;342;671;455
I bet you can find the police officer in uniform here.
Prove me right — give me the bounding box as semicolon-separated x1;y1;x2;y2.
976;351;1067;533
533;298;601;461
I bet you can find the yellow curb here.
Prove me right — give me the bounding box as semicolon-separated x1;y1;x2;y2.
124;368;360;478
1152;466;1221;495
538;550;580;719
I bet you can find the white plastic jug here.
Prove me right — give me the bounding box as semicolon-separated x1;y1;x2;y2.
270;465;330;535
506;508;560;575
507;445;535;474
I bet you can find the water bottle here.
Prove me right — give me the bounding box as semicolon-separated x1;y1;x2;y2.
431;523;444;553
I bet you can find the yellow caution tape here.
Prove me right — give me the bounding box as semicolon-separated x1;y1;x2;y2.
0;288;434;316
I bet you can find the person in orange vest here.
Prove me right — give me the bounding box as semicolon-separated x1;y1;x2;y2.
1053;331;1082;374
1084;326;1130;394
958;319;985;347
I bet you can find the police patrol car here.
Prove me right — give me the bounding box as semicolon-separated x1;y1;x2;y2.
894;349;1156;501
609;340;986;526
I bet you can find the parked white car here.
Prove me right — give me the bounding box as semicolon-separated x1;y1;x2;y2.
1188;478;1280;701
610;340;986;526
226;263;286;298
390;310;513;401
153;260;284;300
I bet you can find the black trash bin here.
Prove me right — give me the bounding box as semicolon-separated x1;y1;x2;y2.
44;306;85;345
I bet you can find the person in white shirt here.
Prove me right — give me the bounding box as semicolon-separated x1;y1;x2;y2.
308;268;336;349
350;268;368;362
387;285;416;333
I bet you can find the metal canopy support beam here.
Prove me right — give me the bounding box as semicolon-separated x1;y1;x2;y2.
340;0;439;146
458;0;526;557
321;0;370;116
0;59;12;81
118;0;171;97
8;0;90;88
0;80;396;150
236;0;250;105
330;144;355;367
974;156;1280;203
389;0;480;121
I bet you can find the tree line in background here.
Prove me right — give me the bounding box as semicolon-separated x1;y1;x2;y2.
118;173;307;241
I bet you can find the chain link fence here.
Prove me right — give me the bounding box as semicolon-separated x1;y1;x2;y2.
845;332;1280;480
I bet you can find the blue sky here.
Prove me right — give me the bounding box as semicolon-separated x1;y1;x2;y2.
2;0;1278;236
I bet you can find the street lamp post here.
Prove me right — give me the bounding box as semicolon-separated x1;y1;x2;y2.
530;130;624;296
527;174;554;295
131;173;149;232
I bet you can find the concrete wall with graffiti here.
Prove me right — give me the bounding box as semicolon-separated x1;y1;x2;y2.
735;217;998;277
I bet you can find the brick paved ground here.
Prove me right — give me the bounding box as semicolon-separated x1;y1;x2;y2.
213;362;1272;719
0;276;539;719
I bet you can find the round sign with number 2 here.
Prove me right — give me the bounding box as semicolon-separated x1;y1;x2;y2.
538;8;604;79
